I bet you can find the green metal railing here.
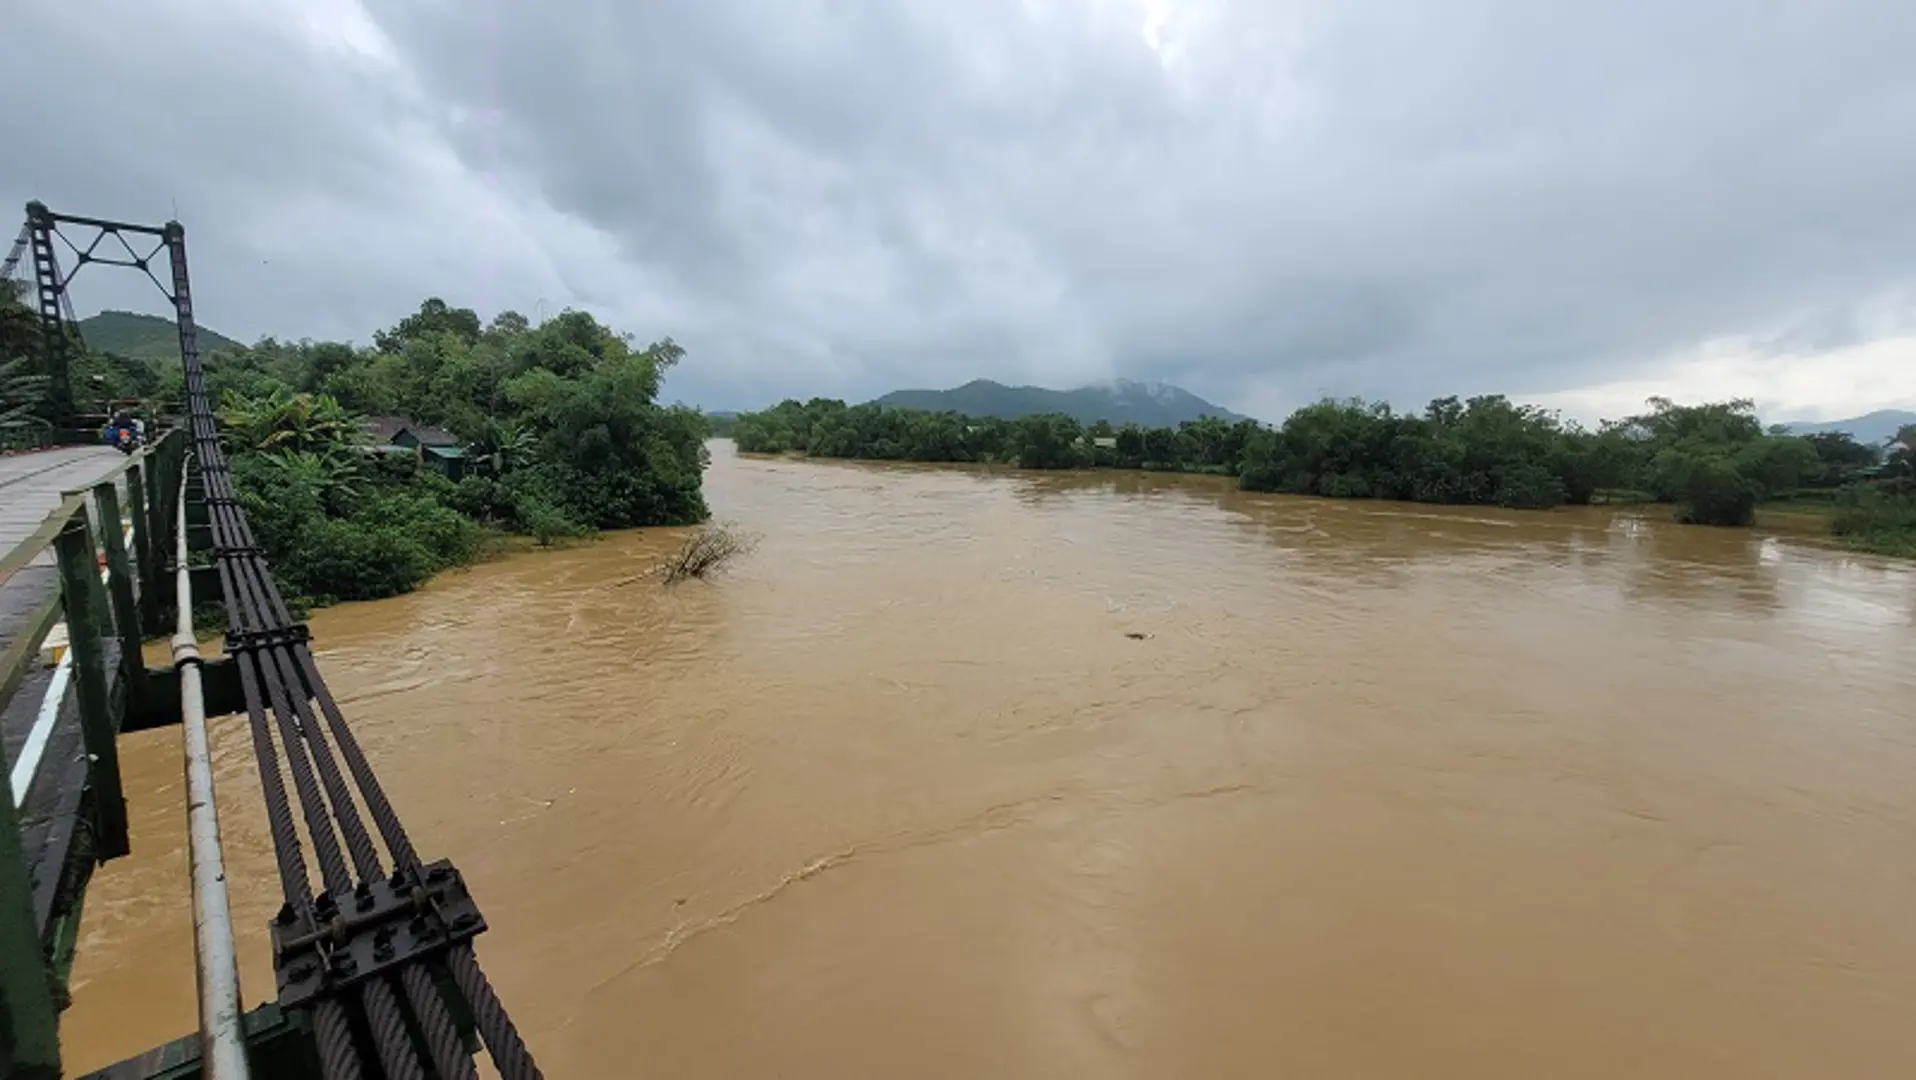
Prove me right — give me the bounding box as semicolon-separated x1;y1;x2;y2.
0;429;186;1078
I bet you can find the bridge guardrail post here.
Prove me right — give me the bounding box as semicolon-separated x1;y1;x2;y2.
0;769;62;1078
93;481;148;709
161;432;179;540
54;514;130;861
149;432;181;569
165;434;182;547
126;460;161;635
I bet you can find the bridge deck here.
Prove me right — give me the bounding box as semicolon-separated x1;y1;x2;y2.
2;444;126;944
1;444;123;710
3;445;123;709
0;445;123;563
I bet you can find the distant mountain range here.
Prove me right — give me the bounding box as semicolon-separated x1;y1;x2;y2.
77;310;244;361
1779;409;1916;447
869;378;1249;427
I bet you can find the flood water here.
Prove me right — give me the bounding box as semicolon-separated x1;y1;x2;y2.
63;441;1916;1077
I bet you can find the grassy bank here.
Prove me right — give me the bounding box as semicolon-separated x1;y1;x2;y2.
1828;489;1916;558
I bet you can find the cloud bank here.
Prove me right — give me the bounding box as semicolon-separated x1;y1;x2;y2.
5;0;1915;422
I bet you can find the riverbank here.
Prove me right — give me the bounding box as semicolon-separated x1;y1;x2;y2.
728;396;1914;545
739;444;1916;560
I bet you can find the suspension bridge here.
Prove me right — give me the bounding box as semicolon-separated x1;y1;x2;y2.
1;203;541;1079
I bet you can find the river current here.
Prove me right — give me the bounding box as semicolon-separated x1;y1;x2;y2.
65;442;1916;1077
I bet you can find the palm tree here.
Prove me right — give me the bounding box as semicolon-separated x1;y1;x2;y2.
468;417;537;474
258;449;364;515
0;354;50;449
218;387;366;458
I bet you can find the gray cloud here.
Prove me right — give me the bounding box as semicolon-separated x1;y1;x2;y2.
6;0;1916;418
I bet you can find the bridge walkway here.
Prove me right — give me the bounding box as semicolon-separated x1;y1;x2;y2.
1;444;129;761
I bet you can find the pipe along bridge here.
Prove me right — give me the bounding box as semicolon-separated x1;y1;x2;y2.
1;205;541;1078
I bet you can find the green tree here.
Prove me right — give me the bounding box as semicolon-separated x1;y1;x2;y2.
218;388;366;460
1;281;58;436
1668;454;1759;526
1804;431;1879;473
0;354;51;447
179;299;716;603
1012;413;1086;469
373;297;482;354
503;335;707;529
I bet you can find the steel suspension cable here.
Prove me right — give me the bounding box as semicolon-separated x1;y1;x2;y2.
166;224;537;1078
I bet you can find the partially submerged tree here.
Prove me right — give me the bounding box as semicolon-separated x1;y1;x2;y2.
659;523;756;584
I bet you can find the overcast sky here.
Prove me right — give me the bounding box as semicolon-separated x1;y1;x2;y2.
5;0;1915;424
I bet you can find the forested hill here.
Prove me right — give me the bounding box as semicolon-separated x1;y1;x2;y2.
870;378;1250;427
1781;410;1916;448
78;310;244;360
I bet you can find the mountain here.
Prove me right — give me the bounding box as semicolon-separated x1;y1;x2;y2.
870;378;1250;427
1780;409;1916;447
77;310;244;361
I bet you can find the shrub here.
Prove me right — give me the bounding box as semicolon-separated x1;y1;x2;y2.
1830;487;1916;556
1495;463;1568;510
661;523;757;583
511;491;590;547
1673;457;1759;526
286;518;435;603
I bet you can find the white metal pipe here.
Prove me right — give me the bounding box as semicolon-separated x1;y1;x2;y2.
174;472;251;1079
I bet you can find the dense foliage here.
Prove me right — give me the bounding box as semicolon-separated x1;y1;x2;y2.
3;286;711;602
2;290;188;444
1827;428;1916;557
1831;485;1916;558
1;283;53;448
732;394;1916;552
0;354;48;444
204;301;710;601
735;399;1261;472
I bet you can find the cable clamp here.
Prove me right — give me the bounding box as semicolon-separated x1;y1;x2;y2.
223;623;311;653
271;860;487;1007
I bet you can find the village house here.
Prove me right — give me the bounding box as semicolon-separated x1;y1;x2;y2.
363;415;469;480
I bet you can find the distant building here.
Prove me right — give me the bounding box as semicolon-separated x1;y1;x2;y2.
363;415;468;480
1091;436;1118;449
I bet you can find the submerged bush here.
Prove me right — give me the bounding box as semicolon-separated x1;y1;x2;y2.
1670;456;1759;527
511;491;590;547
660;523;757;584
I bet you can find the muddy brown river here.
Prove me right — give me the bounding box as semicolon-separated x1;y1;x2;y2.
60;442;1916;1077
